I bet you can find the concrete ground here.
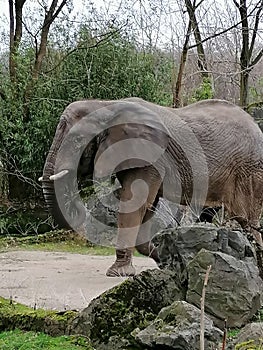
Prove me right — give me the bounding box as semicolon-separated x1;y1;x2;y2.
0;250;157;311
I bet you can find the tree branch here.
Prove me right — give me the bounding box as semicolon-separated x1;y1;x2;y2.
200;265;212;350
195;0;206;9
173;18;192;107
249;0;263;58
31;0;67;80
250;48;263;68
232;0;240;9
188;4;261;50
185;0;208;76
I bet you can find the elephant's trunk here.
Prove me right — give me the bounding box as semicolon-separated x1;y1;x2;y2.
42;178;72;229
41;146;87;231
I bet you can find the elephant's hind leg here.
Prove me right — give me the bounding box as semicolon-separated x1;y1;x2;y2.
226;173;263;247
106;167;162;277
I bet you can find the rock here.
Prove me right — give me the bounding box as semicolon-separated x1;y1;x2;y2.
232;322;263;348
186;249;263;328
68;269;183;347
134;300;223;350
154;225;256;268
153;225;256;287
153;226;263;328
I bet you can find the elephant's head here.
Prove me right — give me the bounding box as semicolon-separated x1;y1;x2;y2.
40;99;169;231
41;100;102;230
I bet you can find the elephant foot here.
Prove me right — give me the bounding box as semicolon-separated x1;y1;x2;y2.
106;249;136;277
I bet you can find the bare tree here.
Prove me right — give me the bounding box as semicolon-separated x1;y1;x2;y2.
8;0;69;119
185;0;208;77
233;0;263;108
9;0;68;82
173;19;192;107
173;0;208;107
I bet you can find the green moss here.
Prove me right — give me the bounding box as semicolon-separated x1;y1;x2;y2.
0;329;94;349
235;339;263;349
78;269;182;346
0;297;77;336
84;279;156;343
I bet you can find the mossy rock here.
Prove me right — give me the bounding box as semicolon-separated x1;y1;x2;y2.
0;297;77;336
69;269;183;348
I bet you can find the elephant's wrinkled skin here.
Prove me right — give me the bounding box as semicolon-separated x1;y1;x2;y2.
40;98;263;276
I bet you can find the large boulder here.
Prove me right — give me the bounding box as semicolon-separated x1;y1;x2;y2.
153;225;255;271
134;300;223;350
186;249;263;328
154;225;263;328
68;269;183;348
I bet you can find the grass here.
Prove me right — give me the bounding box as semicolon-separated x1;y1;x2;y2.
0;230;142;256
0;329;93;349
0;230;116;255
12;241;116;255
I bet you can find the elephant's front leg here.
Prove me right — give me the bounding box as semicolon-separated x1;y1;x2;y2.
106;167;162;277
135;197;160;263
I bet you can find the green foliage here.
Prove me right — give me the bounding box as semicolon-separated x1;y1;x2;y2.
0;27;173;201
191;77;214;102
0;330;93;350
228;328;241;338
56;30;173;104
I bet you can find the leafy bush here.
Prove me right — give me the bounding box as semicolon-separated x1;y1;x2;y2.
191;77;214;102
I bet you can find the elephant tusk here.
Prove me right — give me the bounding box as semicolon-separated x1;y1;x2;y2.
49;169;69;181
38;176;43;182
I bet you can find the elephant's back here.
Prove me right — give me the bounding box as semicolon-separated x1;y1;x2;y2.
168;100;263;159
158;100;263;183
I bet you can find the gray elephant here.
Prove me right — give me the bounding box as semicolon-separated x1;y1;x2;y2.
39;98;263;276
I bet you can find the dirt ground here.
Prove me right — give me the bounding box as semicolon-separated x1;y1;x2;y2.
0;250;157;311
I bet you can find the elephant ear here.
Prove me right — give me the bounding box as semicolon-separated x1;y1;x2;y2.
93;102;169;177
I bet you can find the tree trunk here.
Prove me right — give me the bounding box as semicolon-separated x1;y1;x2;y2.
185;0;208;78
233;0;263;108
173;20;192;108
9;0;26;81
238;0;249;108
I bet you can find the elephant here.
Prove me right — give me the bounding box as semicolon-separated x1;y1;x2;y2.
39;97;263;277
